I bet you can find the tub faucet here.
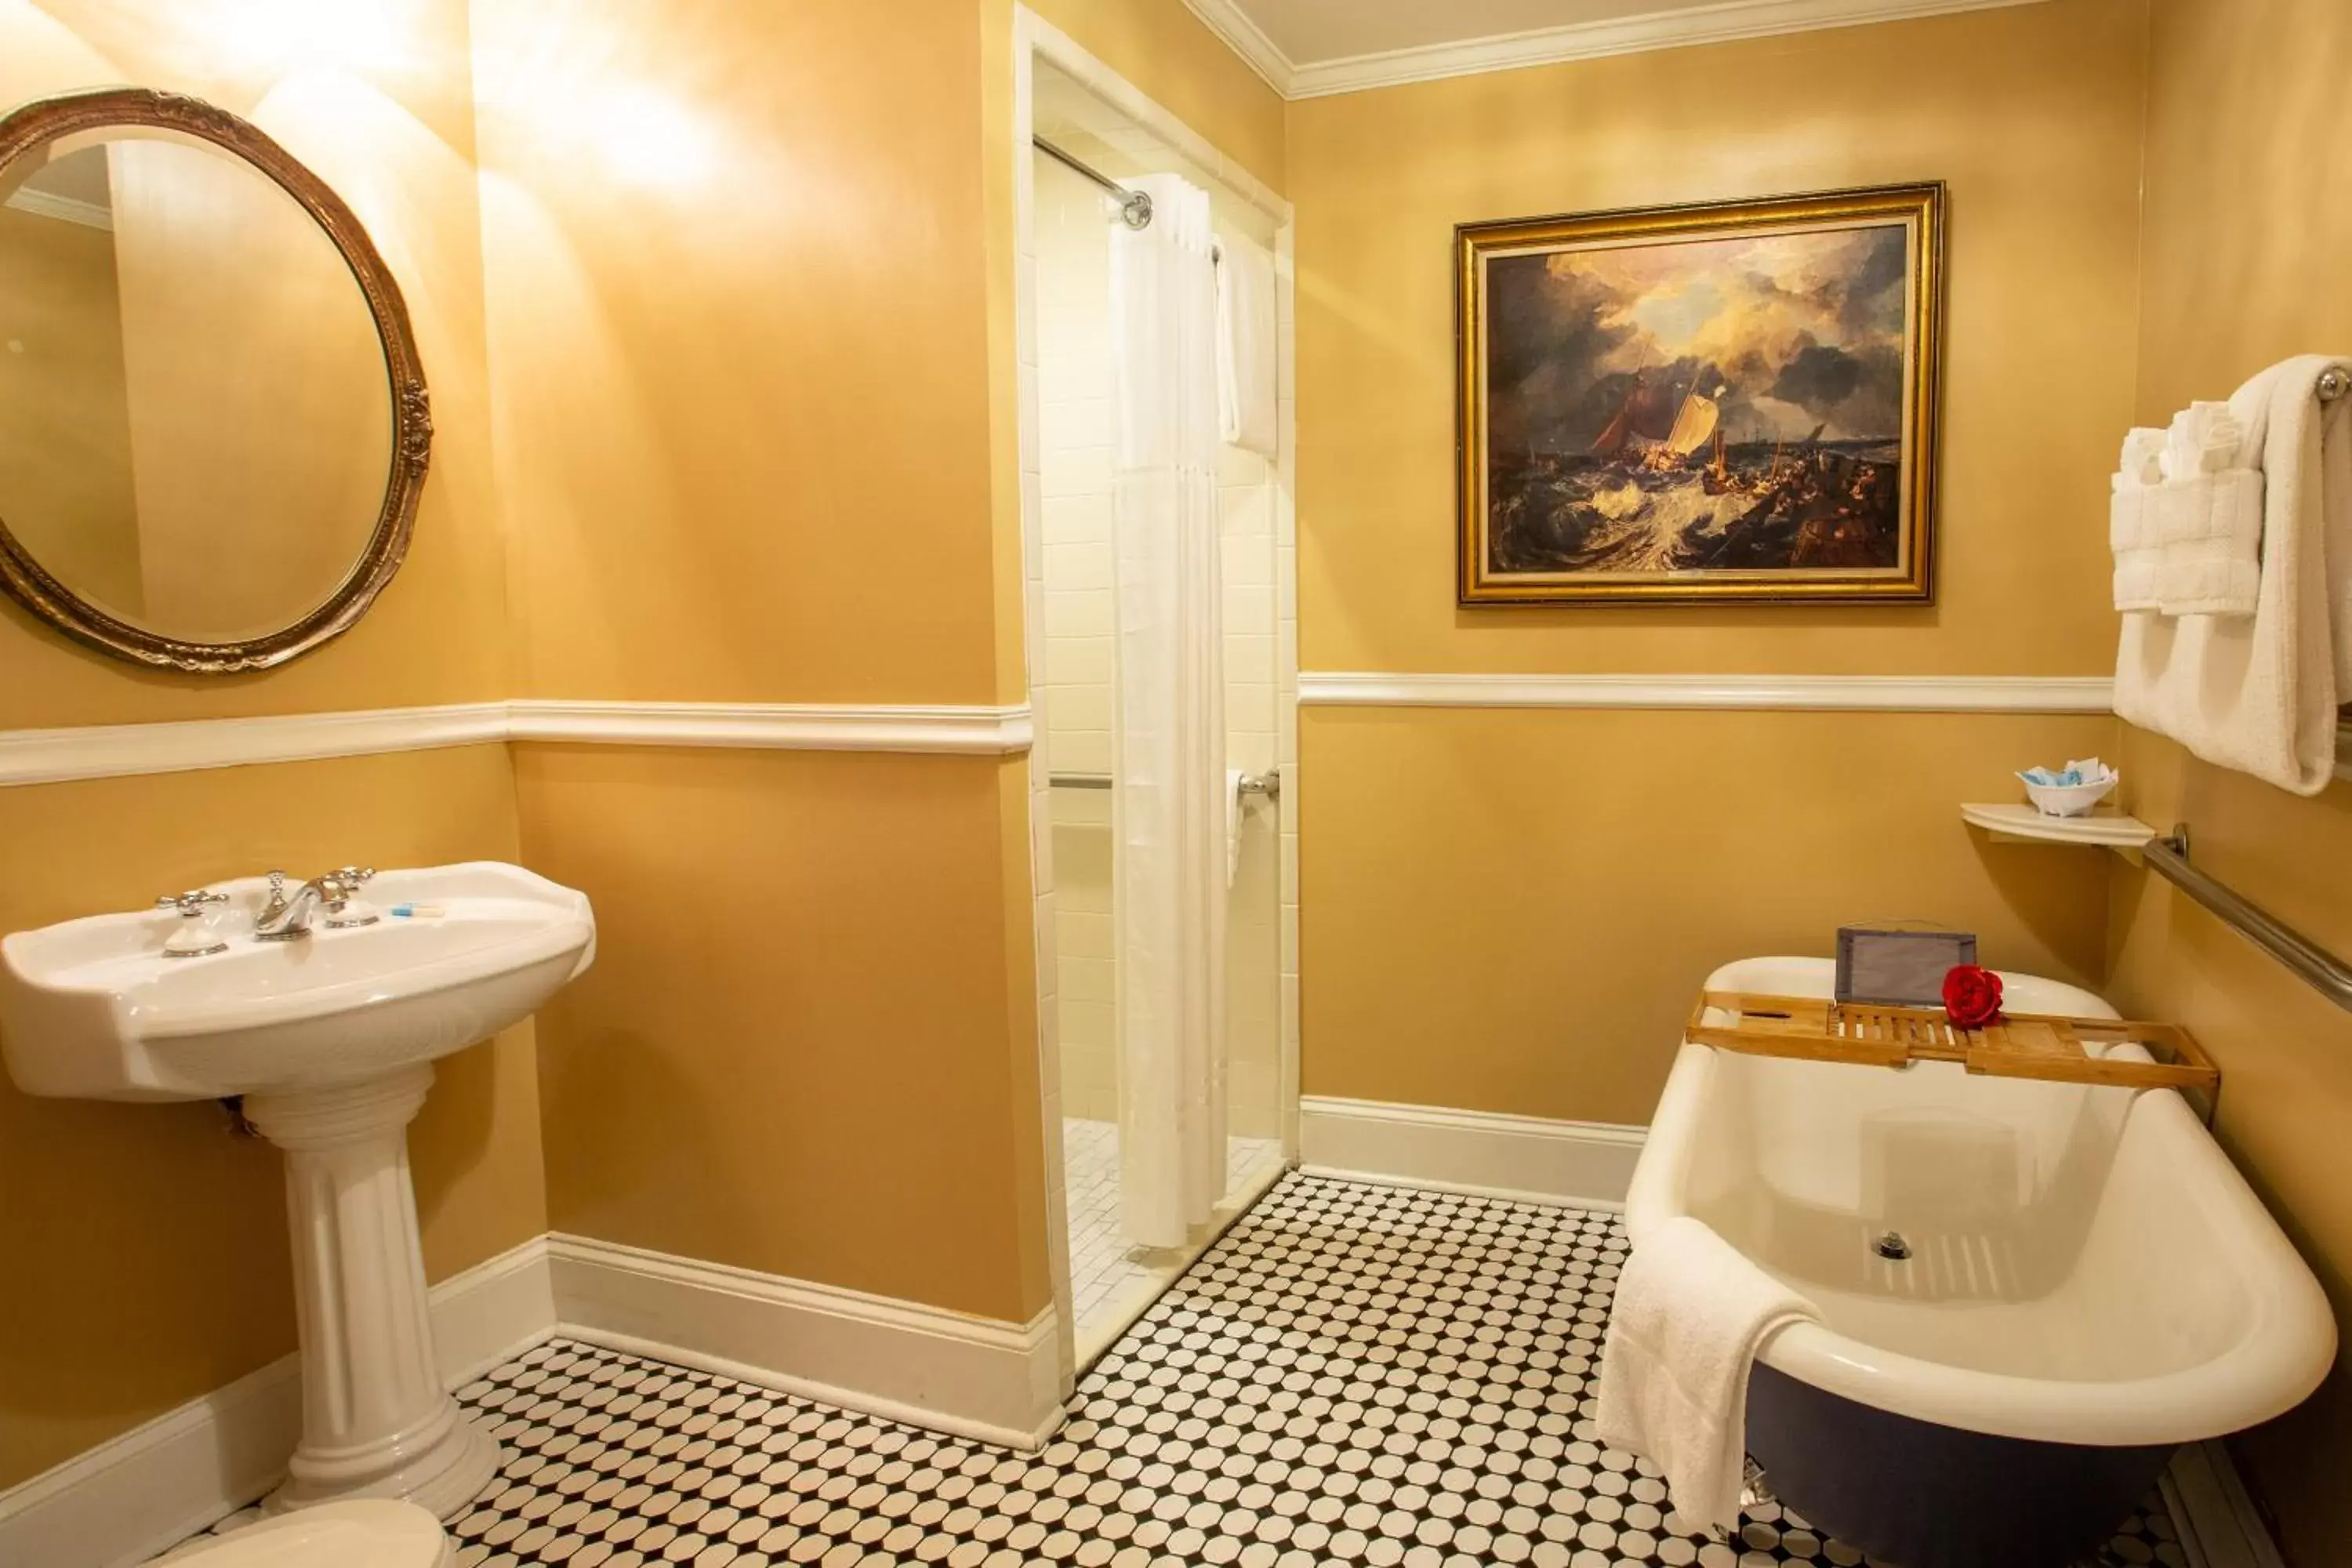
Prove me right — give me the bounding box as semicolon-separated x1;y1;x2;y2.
254;867;375;942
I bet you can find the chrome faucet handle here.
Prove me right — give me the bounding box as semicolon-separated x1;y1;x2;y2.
262;869;289;919
154;889;230;917
317;866;383;930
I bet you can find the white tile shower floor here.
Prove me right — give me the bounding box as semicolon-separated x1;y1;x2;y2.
1064;1117;1283;1352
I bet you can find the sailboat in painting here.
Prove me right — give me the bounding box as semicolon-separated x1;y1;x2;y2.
1589;368;1724;473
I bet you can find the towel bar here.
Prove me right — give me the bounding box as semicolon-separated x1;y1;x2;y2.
1047;770;1279;800
2143;826;2352;1014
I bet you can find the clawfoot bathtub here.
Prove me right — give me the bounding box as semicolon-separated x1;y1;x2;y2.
1624;956;2336;1568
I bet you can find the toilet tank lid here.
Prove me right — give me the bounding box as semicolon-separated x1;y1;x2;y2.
152;1501;448;1568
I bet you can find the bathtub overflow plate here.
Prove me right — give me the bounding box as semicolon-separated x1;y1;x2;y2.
1872;1231;1913;1261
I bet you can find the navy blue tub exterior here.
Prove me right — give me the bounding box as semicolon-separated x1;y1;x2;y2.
1744;1361;2178;1568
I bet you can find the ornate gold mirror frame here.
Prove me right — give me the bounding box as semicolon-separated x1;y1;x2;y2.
0;87;431;673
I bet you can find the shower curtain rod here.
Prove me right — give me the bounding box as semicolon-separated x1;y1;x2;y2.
1033;135;1153;230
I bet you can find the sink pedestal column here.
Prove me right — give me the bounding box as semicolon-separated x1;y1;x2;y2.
242;1063;503;1522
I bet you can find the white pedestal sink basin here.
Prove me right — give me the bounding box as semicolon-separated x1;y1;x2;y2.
0;862;594;1522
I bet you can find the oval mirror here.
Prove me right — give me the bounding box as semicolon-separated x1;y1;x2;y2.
0;89;430;673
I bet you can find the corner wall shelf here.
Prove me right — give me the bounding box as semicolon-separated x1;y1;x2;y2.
1959;802;2157;848
1962;804;2352;1015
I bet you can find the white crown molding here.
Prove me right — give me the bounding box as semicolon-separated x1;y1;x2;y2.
1298;670;2115;713
1177;0;2051;101
1177;0;1296;96
546;1233;1065;1453
1299;1095;1646;1210
3;185;113;230
0;1235;554;1568
0;700;1035;789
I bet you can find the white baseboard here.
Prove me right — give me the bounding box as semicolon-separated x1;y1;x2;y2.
2163;1439;2286;1568
0;1234;555;1568
429;1236;560;1387
1298;1094;1646;1210
0;1229;1066;1567
547;1233;1063;1453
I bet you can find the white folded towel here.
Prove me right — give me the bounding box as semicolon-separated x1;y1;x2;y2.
2115;354;2352;795
2111;470;2265;615
1595;1216;1821;1534
1215;233;1279;458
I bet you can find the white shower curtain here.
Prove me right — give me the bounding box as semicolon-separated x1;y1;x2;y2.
1111;174;1228;1250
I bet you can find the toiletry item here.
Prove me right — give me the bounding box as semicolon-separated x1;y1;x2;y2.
2016;757;2119;817
388;903;446;920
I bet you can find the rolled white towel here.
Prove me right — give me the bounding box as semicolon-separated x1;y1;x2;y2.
2117;426;2167;490
2161;400;2247;482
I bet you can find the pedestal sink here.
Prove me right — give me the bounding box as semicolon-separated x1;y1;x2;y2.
0;862;594;1521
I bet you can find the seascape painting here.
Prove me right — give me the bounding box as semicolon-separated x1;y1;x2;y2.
1456;185;1943;604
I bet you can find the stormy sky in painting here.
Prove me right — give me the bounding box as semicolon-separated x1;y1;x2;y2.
1484;223;1908;459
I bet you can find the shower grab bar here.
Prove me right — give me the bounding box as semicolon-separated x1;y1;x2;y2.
1049;770;1279;800
2142;826;2352;1014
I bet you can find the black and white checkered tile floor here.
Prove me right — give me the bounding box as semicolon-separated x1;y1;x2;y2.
423;1173;2181;1567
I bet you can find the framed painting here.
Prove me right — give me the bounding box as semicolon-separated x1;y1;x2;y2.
1456;183;1944;605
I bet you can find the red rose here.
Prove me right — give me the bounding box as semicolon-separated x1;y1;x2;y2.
1942;964;2004;1029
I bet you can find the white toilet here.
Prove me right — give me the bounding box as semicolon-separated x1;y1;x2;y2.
152;1501;454;1567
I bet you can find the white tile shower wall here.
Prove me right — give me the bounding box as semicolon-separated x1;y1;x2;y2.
1036;152;1120;1125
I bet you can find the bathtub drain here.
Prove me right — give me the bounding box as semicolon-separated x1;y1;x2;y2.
1872;1231;1913;1261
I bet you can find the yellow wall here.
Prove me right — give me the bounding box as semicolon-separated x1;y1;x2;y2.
1289;0;2151;1118
1309;708;2116;1121
0;0;536;1493
2104;0;2352;1555
474;0;1007;708
473;0;1053;1324
515;749;1046;1319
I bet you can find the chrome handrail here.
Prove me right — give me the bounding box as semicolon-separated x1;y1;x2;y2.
2143;826;2352;1014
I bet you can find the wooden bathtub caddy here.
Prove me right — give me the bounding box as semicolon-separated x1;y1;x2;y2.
1686;991;2220;1102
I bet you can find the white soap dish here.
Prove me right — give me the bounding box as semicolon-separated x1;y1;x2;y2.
2018;757;2119;818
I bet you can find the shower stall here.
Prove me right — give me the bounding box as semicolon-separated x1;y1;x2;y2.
1022;46;1296;1363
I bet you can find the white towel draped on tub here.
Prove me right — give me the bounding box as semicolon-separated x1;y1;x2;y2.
2114;354;2352;795
1595;1216;1822;1534
1215;231;1279;458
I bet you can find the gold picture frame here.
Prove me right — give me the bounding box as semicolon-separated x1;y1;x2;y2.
1456;183;1944;606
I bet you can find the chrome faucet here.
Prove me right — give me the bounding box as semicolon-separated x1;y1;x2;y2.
254;867;376;942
